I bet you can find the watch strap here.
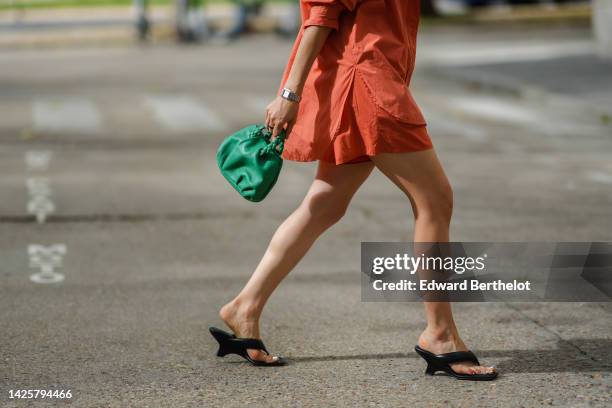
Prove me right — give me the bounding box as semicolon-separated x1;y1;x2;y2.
280;87;301;103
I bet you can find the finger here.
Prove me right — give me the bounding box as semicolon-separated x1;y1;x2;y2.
265;110;271;127
272;122;283;139
269;116;277;132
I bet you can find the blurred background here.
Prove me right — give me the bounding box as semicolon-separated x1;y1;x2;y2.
1;0;611;406
0;0;609;47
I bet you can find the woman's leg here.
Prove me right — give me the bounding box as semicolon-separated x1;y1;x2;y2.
371;149;495;375
220;160;375;362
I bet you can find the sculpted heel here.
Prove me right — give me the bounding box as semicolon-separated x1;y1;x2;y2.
209;326;286;367
209;327;233;356
425;362;437;375
216;345;232;357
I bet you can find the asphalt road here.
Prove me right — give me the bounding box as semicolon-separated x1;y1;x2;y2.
1;25;611;407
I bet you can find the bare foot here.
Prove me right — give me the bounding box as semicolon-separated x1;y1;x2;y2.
219;301;280;364
418;328;496;376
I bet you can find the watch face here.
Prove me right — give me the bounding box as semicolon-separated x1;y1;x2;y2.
282;88;299;102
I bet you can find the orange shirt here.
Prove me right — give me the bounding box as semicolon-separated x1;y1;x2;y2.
280;0;427;163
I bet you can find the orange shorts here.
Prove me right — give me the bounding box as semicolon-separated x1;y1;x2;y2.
283;73;433;165
319;106;433;165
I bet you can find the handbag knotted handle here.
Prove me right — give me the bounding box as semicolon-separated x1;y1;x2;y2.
260;127;287;156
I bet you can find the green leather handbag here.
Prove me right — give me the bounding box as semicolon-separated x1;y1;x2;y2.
216;124;286;202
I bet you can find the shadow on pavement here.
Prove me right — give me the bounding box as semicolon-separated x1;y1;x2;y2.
285;338;612;373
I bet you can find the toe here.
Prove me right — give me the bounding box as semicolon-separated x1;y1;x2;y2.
451;363;496;376
247;349;278;364
473;366;488;375
471;365;493;375
450;362;474;375
476;365;496;374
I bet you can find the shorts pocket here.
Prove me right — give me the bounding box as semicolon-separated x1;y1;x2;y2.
355;67;427;126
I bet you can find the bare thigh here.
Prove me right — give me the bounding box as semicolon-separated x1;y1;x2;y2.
370;150;453;220
302;160;375;217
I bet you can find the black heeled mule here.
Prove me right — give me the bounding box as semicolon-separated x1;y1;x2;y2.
209;327;286;366
415;345;497;381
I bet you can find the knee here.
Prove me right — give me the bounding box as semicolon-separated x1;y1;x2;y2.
419;183;453;224
302;191;348;228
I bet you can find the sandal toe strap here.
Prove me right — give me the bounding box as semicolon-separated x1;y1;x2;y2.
437;351;480;366
232;338;269;354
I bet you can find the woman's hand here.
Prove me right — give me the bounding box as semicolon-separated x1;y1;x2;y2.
265;96;299;139
265;25;332;139
265;25;331;139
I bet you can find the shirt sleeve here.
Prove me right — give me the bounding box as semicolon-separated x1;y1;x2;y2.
302;0;359;30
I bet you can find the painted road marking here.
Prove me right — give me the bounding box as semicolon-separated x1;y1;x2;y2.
33;97;102;134
449;96;537;124
588;171;612;185
26;177;54;223
28;244;67;284
418;40;595;67
23;149;66;284
25;150;53;171
25;150;55;223
423;109;488;143
144;95;225;132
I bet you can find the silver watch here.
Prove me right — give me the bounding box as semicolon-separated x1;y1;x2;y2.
280;87;301;103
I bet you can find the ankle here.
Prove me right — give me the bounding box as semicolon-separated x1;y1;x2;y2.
221;296;261;322
422;325;458;342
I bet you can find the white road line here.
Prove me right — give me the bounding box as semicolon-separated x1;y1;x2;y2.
33;97;102;134
418;40;595;67
448;96;537;124
28;244;67;284
144;95;226;132
587;171;612;185
424;109;489;142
